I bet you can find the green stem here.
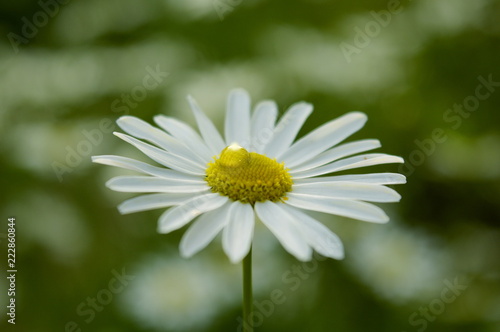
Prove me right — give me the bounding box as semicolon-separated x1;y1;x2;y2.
242;247;253;332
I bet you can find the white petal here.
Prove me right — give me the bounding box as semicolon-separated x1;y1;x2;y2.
157;193;228;234
225;89;251;148
106;176;209;193
117;116;205;165
222;202;255;263
188;95;226;155
290;139;381;173
118;193;194;214
294;173;407;185
286;193;389;223
282;205;344;259
180;201;232;258
292;153;404;179
263;102;313;159
255;201;312;261
292;182;401;202
114;132;205;175
281;112;367;168
249;101;277;153
153;115;213;162
91;155;201;181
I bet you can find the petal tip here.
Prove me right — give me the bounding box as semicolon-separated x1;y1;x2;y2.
104;177;116;188
349;111;368;119
378;216;391;224
295;101;313;111
153;114;165;121
335;252;345;260
116;116;137;127
179;247;194;259
156;224;168;234
228;255;242;264
229;87;249;96
295;252;313;262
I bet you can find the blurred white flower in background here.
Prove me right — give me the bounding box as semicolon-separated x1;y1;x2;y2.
1;190;91;264
53;0;162;44
429;133;500;180
121;254;239;331
119;224;301;331
345;220;453;303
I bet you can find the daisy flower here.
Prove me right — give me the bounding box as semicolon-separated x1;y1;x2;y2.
92;88;405;264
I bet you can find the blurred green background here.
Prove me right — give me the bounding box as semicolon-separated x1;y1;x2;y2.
1;0;500;331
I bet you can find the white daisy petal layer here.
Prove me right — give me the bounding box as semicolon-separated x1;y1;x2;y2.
255;201;312;261
180;201;232;258
292;182;401;202
280;112;367;168
294;173;407;185
188;95;226;156
114;132;205;175
263;102;313;159
223;202;255;263
118;193;194;214
91;155;201;181
283;205;344;259
290;139;381;173
225;89;251;148
292;153;404;179
153;115;212;162
106;176;209;193
250;101;277;153
286;193;389;223
158;193;228;234
117;116;204;165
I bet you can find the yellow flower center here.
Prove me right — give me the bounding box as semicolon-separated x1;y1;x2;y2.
205;144;293;204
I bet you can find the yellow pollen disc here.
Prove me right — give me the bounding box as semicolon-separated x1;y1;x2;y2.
205;144;293;204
